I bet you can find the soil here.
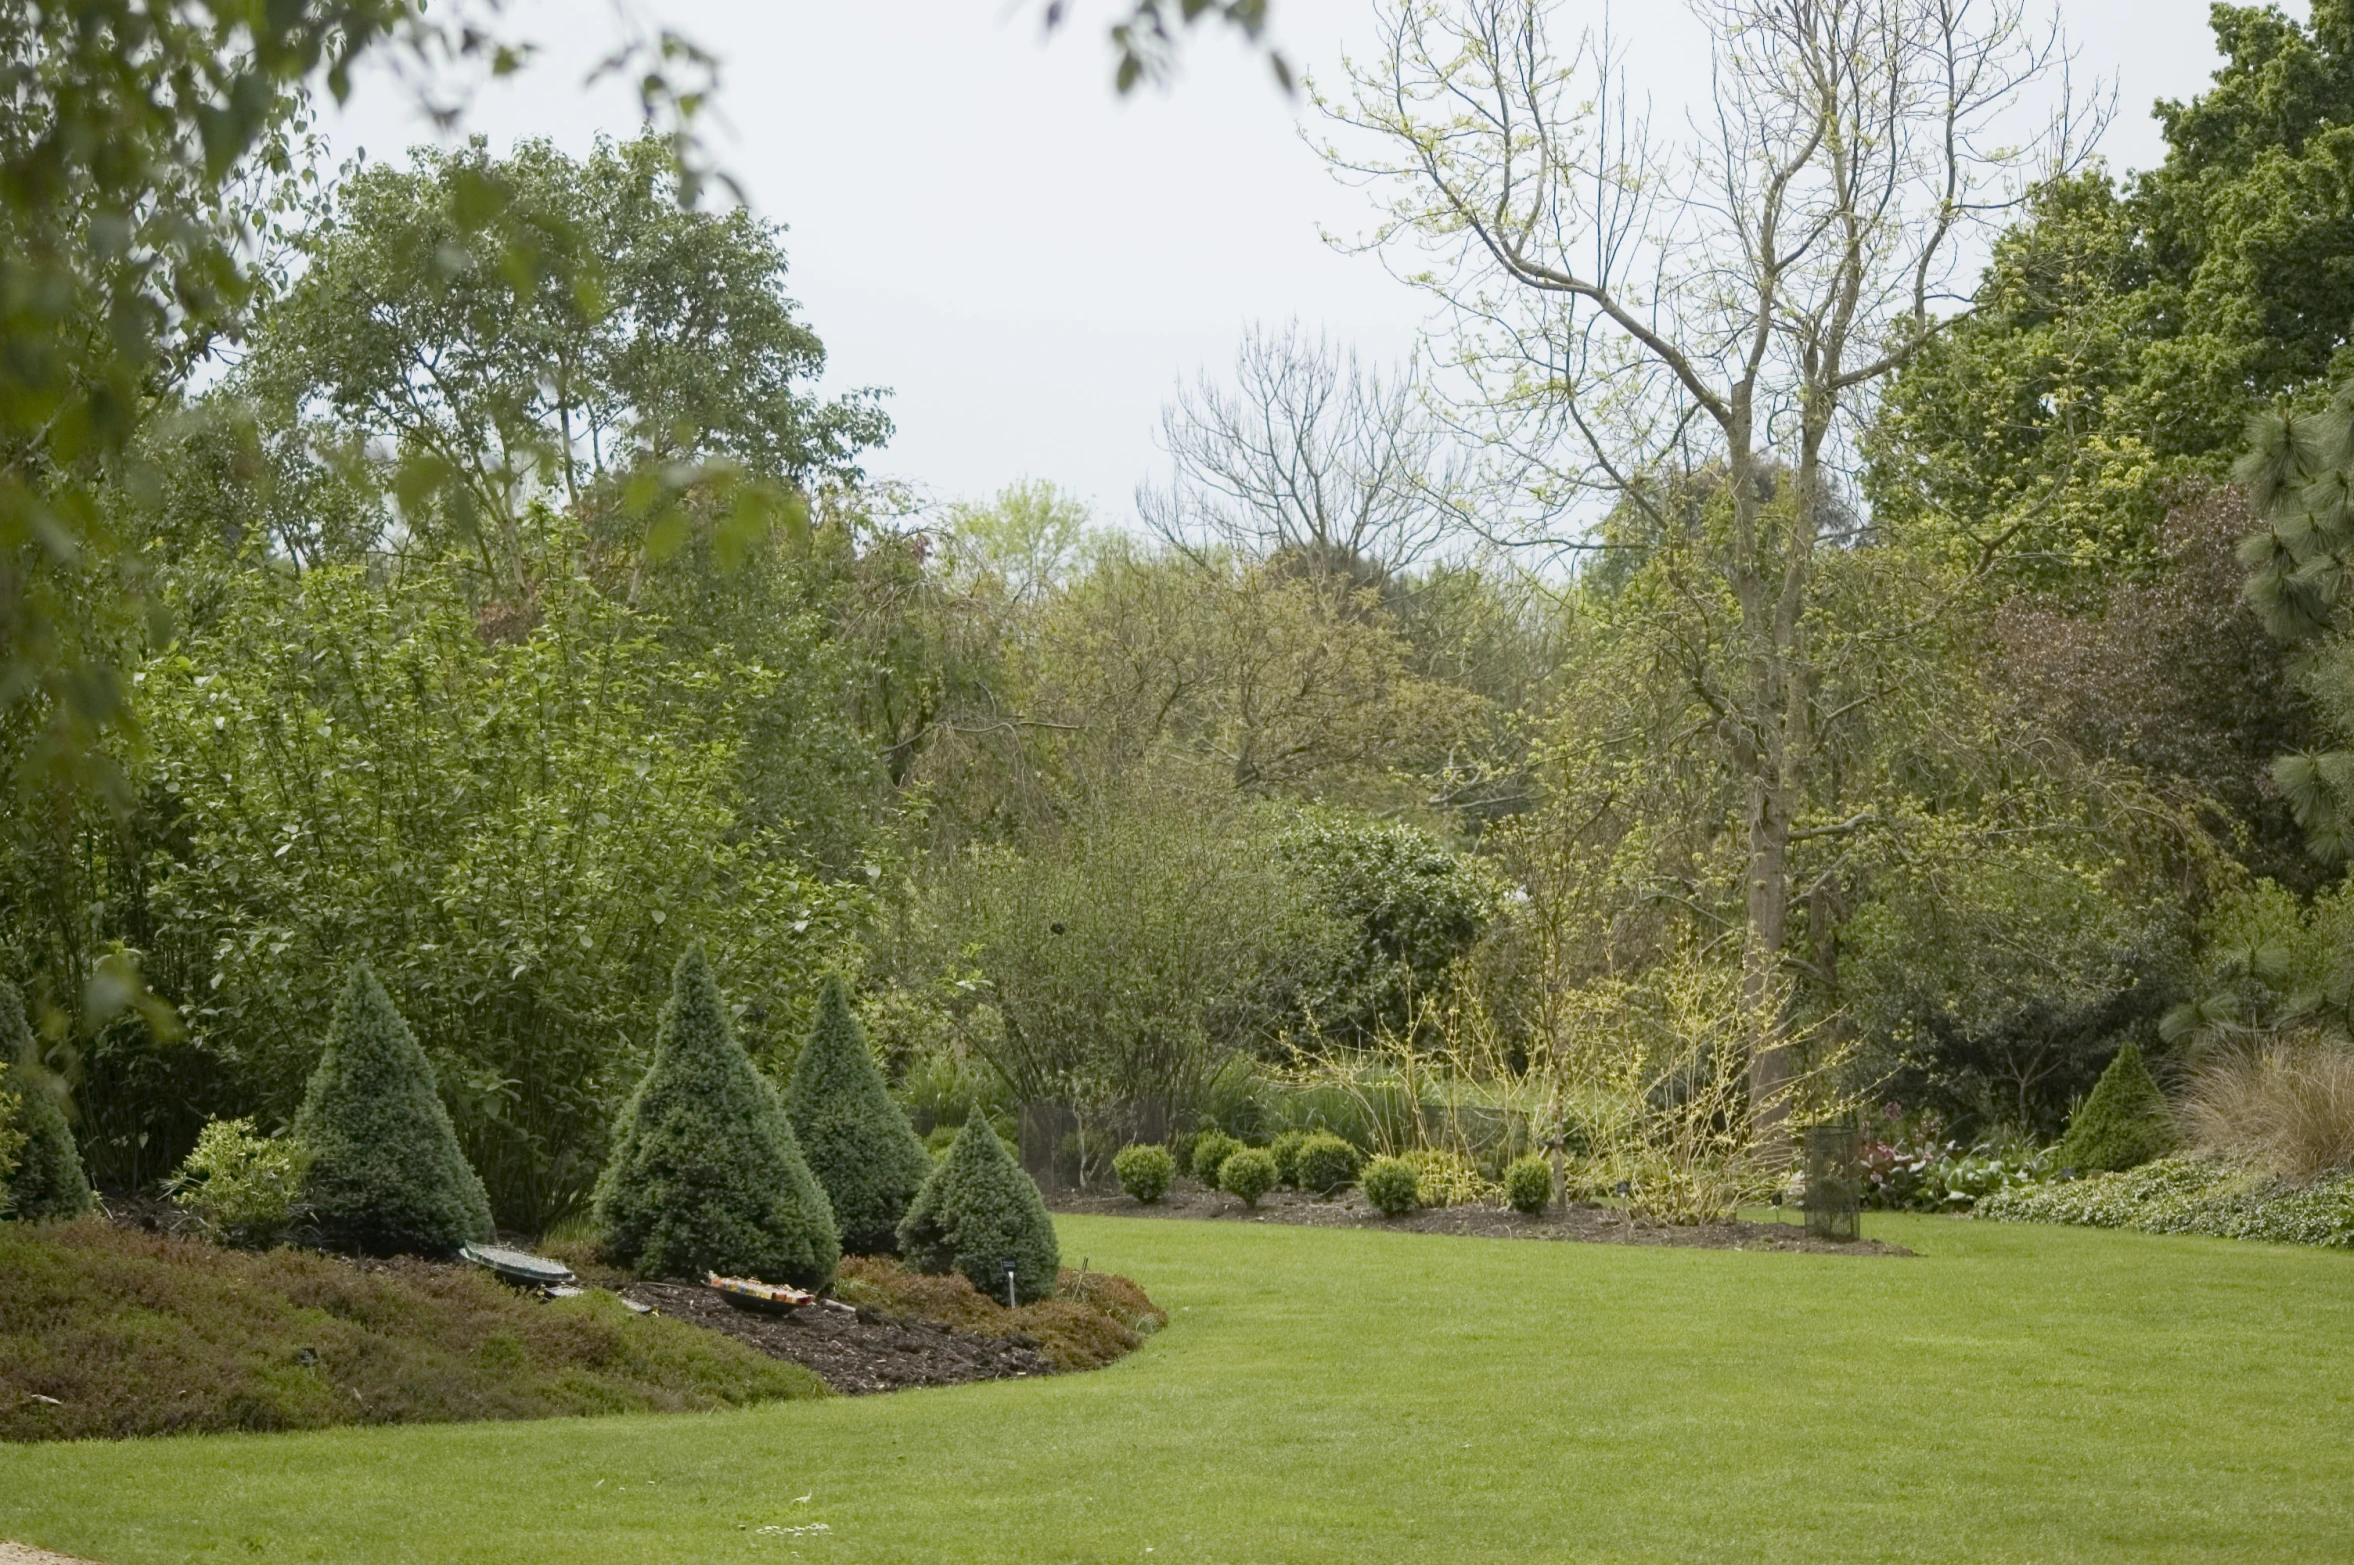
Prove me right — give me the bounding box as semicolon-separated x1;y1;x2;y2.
94;1191;1073;1398
614;1280;1055;1395
0;1543;95;1565
1047;1176;1913;1256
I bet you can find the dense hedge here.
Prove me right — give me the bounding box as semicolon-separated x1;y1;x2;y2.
2055;1041;2176;1173
898;1117;1060;1304
594;949;840;1289
785;975;932;1254
0;982;91;1222
291;967;490;1255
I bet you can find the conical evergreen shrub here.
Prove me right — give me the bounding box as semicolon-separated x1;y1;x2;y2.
897;1117;1060;1304
293;966;493;1254
2056;1040;2177;1173
594;948;840;1289
0;981;92;1221
784;974;932;1254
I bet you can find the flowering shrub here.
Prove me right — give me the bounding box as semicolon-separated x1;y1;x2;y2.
1861;1104;2049;1212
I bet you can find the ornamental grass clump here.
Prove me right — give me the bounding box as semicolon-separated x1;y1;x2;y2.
292;966;491;1256
2055;1041;2177;1174
785;975;934;1254
2180;1042;2354;1179
1292;1132;1363;1195
898;1117;1060;1304
1113;1142;1175;1203
1218;1147;1277;1207
1361;1155;1419;1217
0;981;92;1222
1504;1154;1554;1214
594;949;840;1289
169;1119;315;1247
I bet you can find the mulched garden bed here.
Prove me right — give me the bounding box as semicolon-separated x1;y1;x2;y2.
614;1279;1055;1394
1047;1176;1913;1255
94;1193;1155;1399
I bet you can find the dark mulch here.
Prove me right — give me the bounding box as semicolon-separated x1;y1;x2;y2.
1046;1177;1913;1256
615;1280;1055;1395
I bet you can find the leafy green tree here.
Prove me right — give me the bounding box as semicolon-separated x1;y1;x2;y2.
0;981;92;1221
784;975;933;1254
897;1117;1059;1304
292;966;493;1255
2054;1041;2178;1173
241;134;888;597
595;949;839;1289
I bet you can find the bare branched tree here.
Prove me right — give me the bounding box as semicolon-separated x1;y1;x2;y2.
1320;0;2098;1124
1140;322;1475;584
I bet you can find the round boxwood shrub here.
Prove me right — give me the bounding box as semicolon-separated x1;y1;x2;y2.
1361;1155;1419;1217
1187;1129;1244;1186
1112;1142;1175;1203
1293;1132;1363;1195
784;975;933;1255
1268;1129;1310;1187
293;966;492;1256
1503;1154;1554;1215
2055;1040;2177;1174
594;948;840;1289
1219;1146;1278;1207
0;981;92;1222
898;1117;1061;1304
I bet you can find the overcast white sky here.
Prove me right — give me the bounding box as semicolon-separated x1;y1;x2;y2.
318;0;2293;523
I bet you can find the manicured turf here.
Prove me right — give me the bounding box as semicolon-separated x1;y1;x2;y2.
3;1213;2349;1563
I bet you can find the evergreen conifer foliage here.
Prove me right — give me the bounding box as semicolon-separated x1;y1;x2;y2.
897;1117;1060;1304
293;967;493;1254
2056;1040;2178;1173
594;949;840;1288
784;975;932;1254
0;981;92;1221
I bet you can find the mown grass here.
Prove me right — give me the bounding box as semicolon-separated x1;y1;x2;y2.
3;1212;2350;1563
0;1219;826;1441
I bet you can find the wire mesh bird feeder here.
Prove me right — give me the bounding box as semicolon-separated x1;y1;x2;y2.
1801;1122;1862;1242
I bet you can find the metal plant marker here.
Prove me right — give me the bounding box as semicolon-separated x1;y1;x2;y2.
1802;1123;1862;1242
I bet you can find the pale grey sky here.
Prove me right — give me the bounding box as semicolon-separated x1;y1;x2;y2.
319;0;2289;522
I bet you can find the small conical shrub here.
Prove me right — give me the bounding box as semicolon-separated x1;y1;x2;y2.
294;966;492;1255
897;1117;1060;1304
0;981;92;1221
2056;1040;2177;1173
594;948;840;1289
784;975;933;1254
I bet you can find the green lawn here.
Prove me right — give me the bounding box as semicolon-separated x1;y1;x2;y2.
3;1213;2349;1564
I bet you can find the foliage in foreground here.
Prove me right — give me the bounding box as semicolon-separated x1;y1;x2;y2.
785;976;934;1254
292;967;492;1257
2054;1042;2177;1174
594;949;840;1289
1977;1155;2354;1248
0;982;91;1222
897;1118;1060;1305
0;1218;827;1442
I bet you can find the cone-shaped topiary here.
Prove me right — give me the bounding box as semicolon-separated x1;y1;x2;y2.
0;981;92;1221
784;974;933;1254
897;1117;1060;1304
594;948;840;1289
2055;1040;2177;1173
293;966;492;1255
